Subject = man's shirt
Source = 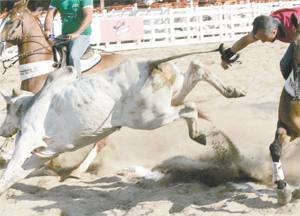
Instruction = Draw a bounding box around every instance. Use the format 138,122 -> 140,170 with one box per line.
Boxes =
49,0 -> 93,35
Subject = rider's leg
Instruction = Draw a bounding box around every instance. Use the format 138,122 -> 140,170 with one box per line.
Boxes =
280,44 -> 293,80
68,35 -> 90,73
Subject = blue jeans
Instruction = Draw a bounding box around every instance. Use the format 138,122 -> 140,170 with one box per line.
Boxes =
280,44 -> 293,80
68,35 -> 90,73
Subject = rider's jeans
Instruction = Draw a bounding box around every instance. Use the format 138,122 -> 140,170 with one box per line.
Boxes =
68,35 -> 90,73
280,43 -> 293,80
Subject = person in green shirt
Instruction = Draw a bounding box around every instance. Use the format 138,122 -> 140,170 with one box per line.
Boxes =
44,0 -> 93,73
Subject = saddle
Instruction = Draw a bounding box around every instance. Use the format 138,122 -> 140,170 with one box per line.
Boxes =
52,38 -> 101,73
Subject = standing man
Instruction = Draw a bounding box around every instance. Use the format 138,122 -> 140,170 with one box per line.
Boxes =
220,8 -> 300,80
44,0 -> 93,73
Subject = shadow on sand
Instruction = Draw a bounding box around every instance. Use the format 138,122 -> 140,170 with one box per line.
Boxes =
9,129 -> 280,215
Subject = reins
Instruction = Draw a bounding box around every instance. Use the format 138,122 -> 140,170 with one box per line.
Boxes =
1,8 -> 56,74
1,39 -> 70,74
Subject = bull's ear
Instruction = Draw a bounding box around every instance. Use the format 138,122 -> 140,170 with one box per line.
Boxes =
0,91 -> 11,104
11,88 -> 20,97
291,13 -> 299,28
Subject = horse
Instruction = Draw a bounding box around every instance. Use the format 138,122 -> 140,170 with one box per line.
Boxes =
0,0 -> 126,179
269,14 -> 300,205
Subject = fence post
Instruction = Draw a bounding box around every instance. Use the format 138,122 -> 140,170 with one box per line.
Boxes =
198,7 -> 203,41
220,5 -> 225,41
169,8 -> 175,44
148,7 -> 155,45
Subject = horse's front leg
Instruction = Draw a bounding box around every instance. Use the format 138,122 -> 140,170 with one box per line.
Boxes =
269,127 -> 292,205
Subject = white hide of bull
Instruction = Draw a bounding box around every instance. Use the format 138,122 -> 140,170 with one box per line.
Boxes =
0,58 -> 245,194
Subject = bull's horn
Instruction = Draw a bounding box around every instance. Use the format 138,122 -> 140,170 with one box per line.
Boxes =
11,88 -> 20,97
0,91 -> 11,104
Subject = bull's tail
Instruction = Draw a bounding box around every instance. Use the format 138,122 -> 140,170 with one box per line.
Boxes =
149,47 -> 220,69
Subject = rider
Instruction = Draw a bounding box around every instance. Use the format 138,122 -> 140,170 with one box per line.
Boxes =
44,0 -> 93,73
220,7 -> 300,80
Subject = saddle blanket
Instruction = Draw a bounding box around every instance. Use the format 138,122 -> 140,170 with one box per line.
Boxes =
19,53 -> 101,80
19,60 -> 55,81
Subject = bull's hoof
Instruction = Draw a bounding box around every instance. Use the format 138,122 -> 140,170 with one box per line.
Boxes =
277,182 -> 292,205
59,174 -> 80,182
226,87 -> 247,98
192,134 -> 206,145
59,168 -> 84,182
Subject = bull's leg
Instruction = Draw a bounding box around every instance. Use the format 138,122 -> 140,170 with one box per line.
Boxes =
128,99 -> 207,145
148,102 -> 209,145
269,127 -> 292,205
172,60 -> 246,105
0,153 -> 52,195
178,102 -> 214,145
60,139 -> 107,181
0,133 -> 55,195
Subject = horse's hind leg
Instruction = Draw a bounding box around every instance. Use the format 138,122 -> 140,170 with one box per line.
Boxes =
269,124 -> 292,205
172,60 -> 246,105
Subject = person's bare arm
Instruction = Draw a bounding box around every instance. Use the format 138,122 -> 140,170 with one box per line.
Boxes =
231,32 -> 257,53
221,32 -> 257,69
67,7 -> 93,39
44,8 -> 56,37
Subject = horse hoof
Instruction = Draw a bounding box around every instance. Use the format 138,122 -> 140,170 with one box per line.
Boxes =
277,183 -> 292,205
193,134 -> 206,145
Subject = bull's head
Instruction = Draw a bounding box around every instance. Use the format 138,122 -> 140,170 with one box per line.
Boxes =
0,89 -> 33,137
